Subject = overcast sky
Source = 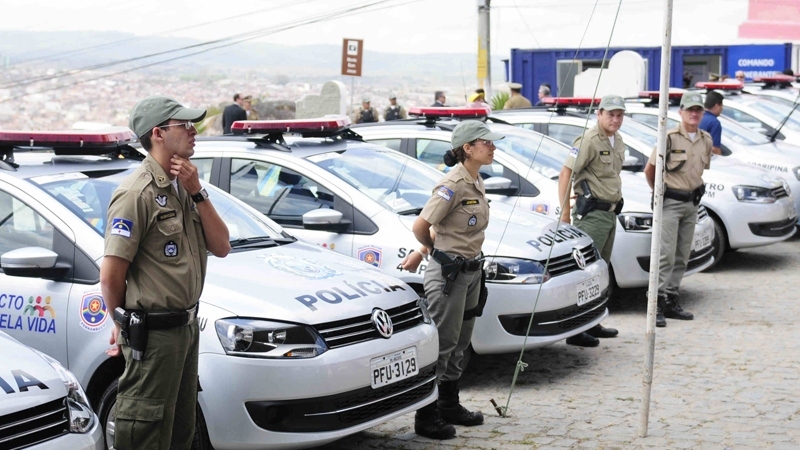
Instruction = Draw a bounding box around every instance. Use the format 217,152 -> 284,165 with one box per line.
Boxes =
0,0 -> 756,57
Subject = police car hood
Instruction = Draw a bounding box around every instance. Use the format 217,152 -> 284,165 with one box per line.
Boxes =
708,155 -> 784,188
0,331 -> 66,415
734,141 -> 800,169
397,201 -> 592,260
201,241 -> 418,322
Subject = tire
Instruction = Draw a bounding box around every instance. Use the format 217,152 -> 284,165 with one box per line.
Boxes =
98,378 -> 212,450
703,215 -> 727,271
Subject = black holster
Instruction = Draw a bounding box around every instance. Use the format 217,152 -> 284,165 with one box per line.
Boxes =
114,307 -> 148,361
432,249 -> 463,296
464,269 -> 488,321
692,185 -> 705,206
575,194 -> 596,219
614,197 -> 624,215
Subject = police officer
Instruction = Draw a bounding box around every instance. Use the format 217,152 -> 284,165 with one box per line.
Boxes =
101,96 -> 231,449
503,82 -> 533,109
402,121 -> 504,440
557,94 -> 624,347
355,97 -> 378,123
384,93 -> 407,121
644,92 -> 713,327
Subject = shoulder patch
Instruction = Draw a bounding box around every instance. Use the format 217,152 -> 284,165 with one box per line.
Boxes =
569,147 -> 579,158
110,218 -> 133,238
436,186 -> 454,201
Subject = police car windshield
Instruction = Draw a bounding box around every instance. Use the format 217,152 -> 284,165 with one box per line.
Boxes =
737,97 -> 800,132
491,127 -> 565,178
28,169 -> 282,241
719,116 -> 770,145
309,148 -> 440,214
619,119 -> 659,147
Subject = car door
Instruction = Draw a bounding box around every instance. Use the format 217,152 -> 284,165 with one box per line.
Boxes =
0,184 -> 73,365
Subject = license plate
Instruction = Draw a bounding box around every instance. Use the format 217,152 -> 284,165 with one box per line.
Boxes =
576,275 -> 601,306
693,225 -> 713,251
370,347 -> 419,389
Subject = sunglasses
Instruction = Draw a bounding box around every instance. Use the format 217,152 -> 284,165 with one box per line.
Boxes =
160,122 -> 195,131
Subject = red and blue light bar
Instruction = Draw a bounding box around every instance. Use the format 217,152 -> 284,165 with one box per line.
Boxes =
407,107 -> 490,118
231,117 -> 351,135
752,75 -> 797,84
694,81 -> 744,90
539,97 -> 602,107
638,91 -> 685,101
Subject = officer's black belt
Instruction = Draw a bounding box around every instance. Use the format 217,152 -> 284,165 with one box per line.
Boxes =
127,303 -> 199,330
664,187 -> 694,202
462,257 -> 484,272
593,199 -> 616,212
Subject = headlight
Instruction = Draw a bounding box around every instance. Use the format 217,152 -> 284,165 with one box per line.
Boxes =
484,257 -> 550,284
215,318 -> 328,358
793,166 -> 800,181
732,185 -> 776,203
33,350 -> 95,433
417,297 -> 432,324
618,212 -> 653,232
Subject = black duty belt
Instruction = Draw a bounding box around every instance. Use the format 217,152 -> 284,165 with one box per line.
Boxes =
664,187 -> 694,202
594,200 -> 616,212
462,258 -> 484,272
128,303 -> 199,330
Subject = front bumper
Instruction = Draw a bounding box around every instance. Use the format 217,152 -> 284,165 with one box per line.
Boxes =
470,258 -> 609,354
29,413 -> 103,450
199,323 -> 438,450
709,197 -> 797,248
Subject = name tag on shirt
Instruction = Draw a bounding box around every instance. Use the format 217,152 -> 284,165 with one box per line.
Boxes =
599,150 -> 610,156
462,199 -> 479,206
157,210 -> 177,221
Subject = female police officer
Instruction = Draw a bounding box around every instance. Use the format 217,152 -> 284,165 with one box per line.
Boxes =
402,120 -> 503,440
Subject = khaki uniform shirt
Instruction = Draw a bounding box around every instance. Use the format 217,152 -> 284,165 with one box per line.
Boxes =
420,164 -> 490,259
647,124 -> 713,191
565,122 -> 624,203
503,94 -> 533,109
104,155 -> 208,311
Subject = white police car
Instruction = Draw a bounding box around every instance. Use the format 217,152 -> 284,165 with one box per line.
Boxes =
492,100 -> 797,269
743,75 -> 800,108
0,129 -> 438,449
192,117 -> 611,354
0,330 -> 102,450
351,107 -> 714,289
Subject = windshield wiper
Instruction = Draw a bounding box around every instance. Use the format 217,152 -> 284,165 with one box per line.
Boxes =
769,90 -> 800,142
229,236 -> 280,249
397,207 -> 424,216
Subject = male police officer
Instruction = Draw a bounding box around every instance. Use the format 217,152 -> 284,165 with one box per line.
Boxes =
356,97 -> 378,123
557,95 -> 624,347
101,96 -> 231,449
644,92 -> 713,327
384,93 -> 407,121
503,82 -> 533,109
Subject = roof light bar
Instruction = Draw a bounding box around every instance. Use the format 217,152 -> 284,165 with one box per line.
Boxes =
0,128 -> 136,148
694,81 -> 744,90
752,75 -> 797,84
407,107 -> 489,118
539,97 -> 602,107
638,91 -> 685,100
230,117 -> 351,135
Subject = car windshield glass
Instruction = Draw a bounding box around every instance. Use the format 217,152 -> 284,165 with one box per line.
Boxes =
620,119 -> 659,147
28,169 -> 282,241
739,98 -> 800,132
490,126 -> 565,178
309,147 -> 440,213
718,116 -> 770,145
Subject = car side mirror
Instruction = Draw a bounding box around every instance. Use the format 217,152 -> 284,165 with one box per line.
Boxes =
1,247 -> 70,280
302,209 -> 351,232
622,155 -> 643,172
484,176 -> 518,196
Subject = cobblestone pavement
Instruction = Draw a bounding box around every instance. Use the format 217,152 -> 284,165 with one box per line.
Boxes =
314,234 -> 800,450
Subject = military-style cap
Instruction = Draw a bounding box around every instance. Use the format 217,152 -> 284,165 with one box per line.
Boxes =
129,96 -> 206,138
680,92 -> 704,109
508,82 -> 523,90
599,95 -> 626,111
388,93 -> 396,99
451,121 -> 505,149
362,96 -> 371,103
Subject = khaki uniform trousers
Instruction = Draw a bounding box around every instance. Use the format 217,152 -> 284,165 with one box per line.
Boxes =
424,259 -> 482,382
572,209 -> 617,263
115,321 -> 199,450
658,198 -> 698,295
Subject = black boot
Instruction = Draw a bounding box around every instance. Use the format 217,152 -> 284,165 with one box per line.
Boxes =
665,293 -> 694,320
414,402 -> 456,439
656,295 -> 667,328
566,332 -> 599,347
437,380 -> 484,426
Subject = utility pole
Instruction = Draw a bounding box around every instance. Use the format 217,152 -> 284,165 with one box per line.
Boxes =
477,0 -> 492,99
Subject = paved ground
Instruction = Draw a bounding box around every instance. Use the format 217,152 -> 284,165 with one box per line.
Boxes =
315,233 -> 800,450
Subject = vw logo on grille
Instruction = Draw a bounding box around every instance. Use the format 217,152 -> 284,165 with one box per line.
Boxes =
372,309 -> 394,339
572,248 -> 586,270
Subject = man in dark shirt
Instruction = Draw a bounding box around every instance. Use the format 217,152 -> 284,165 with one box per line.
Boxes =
222,93 -> 248,134
698,90 -> 723,155
432,91 -> 446,107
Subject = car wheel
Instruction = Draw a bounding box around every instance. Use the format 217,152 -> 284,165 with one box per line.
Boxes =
99,378 -> 211,450
703,215 -> 727,271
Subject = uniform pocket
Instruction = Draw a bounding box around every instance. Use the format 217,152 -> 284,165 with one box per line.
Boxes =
667,150 -> 688,171
114,395 -> 164,450
156,217 -> 183,263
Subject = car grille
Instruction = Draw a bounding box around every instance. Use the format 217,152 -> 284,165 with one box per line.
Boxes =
315,300 -> 425,349
697,205 -> 709,221
748,217 -> 796,237
245,363 -> 436,432
498,289 -> 609,336
543,243 -> 599,277
0,397 -> 69,450
772,186 -> 789,199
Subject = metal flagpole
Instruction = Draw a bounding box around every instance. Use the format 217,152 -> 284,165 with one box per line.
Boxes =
639,0 -> 673,437
350,77 -> 355,121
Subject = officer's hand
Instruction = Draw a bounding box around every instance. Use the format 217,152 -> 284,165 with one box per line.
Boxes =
171,155 -> 202,195
401,251 -> 424,272
106,324 -> 122,357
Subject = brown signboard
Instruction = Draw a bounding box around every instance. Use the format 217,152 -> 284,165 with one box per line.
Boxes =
341,38 -> 363,77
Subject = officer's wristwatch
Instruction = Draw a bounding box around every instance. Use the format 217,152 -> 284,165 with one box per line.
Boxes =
191,188 -> 209,203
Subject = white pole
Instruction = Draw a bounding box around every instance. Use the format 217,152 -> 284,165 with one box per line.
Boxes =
639,0 -> 673,438
477,0 -> 492,99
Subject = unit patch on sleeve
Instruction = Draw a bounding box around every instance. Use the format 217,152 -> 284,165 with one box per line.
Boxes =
569,147 -> 579,158
436,186 -> 454,201
110,218 -> 133,238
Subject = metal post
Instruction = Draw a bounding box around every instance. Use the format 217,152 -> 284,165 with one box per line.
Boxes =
350,76 -> 355,121
477,0 -> 492,99
639,0 -> 673,438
